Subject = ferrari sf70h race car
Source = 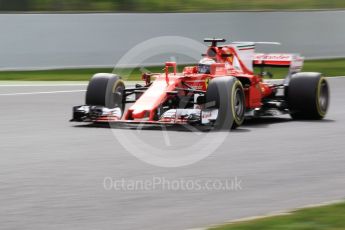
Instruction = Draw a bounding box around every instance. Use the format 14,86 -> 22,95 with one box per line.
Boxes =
71,38 -> 330,130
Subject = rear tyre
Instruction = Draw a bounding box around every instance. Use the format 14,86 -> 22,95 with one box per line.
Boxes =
205,77 -> 245,130
287,72 -> 329,120
85,73 -> 125,112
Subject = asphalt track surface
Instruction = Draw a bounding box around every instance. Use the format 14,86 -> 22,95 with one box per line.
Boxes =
1,78 -> 345,230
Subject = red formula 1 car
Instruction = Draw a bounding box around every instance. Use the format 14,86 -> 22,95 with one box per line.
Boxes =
71,38 -> 330,130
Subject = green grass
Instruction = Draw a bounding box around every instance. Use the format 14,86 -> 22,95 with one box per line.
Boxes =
0,68 -> 112,81
0,66 -> 164,81
0,58 -> 344,81
256,58 -> 345,79
209,201 -> 345,230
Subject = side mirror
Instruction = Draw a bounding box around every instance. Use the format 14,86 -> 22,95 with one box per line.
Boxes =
165,62 -> 177,84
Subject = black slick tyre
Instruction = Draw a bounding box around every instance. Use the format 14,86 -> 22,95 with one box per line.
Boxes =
205,77 -> 245,130
287,72 -> 329,120
85,73 -> 125,112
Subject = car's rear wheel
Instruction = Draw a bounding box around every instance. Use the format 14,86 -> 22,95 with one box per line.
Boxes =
287,72 -> 329,119
205,77 -> 245,130
85,73 -> 125,112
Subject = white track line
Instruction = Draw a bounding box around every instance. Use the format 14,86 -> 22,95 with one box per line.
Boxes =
0,81 -> 143,87
0,90 -> 86,96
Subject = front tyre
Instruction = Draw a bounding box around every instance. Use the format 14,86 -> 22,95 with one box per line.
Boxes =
232,81 -> 246,128
287,72 -> 329,120
205,77 -> 245,130
85,73 -> 125,112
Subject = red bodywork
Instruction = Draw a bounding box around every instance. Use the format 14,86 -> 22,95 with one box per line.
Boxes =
96,42 -> 303,123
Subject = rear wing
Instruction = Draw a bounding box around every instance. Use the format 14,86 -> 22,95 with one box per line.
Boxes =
254,53 -> 304,74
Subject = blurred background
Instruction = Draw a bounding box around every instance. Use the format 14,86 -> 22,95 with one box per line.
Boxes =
0,0 -> 344,76
0,0 -> 345,12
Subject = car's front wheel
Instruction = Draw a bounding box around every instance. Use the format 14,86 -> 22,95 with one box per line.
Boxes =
85,73 -> 125,112
205,77 -> 245,130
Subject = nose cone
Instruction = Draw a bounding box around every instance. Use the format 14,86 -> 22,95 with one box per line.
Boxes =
131,110 -> 149,119
127,75 -> 178,120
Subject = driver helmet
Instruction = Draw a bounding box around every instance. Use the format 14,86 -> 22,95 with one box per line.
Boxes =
198,58 -> 216,74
